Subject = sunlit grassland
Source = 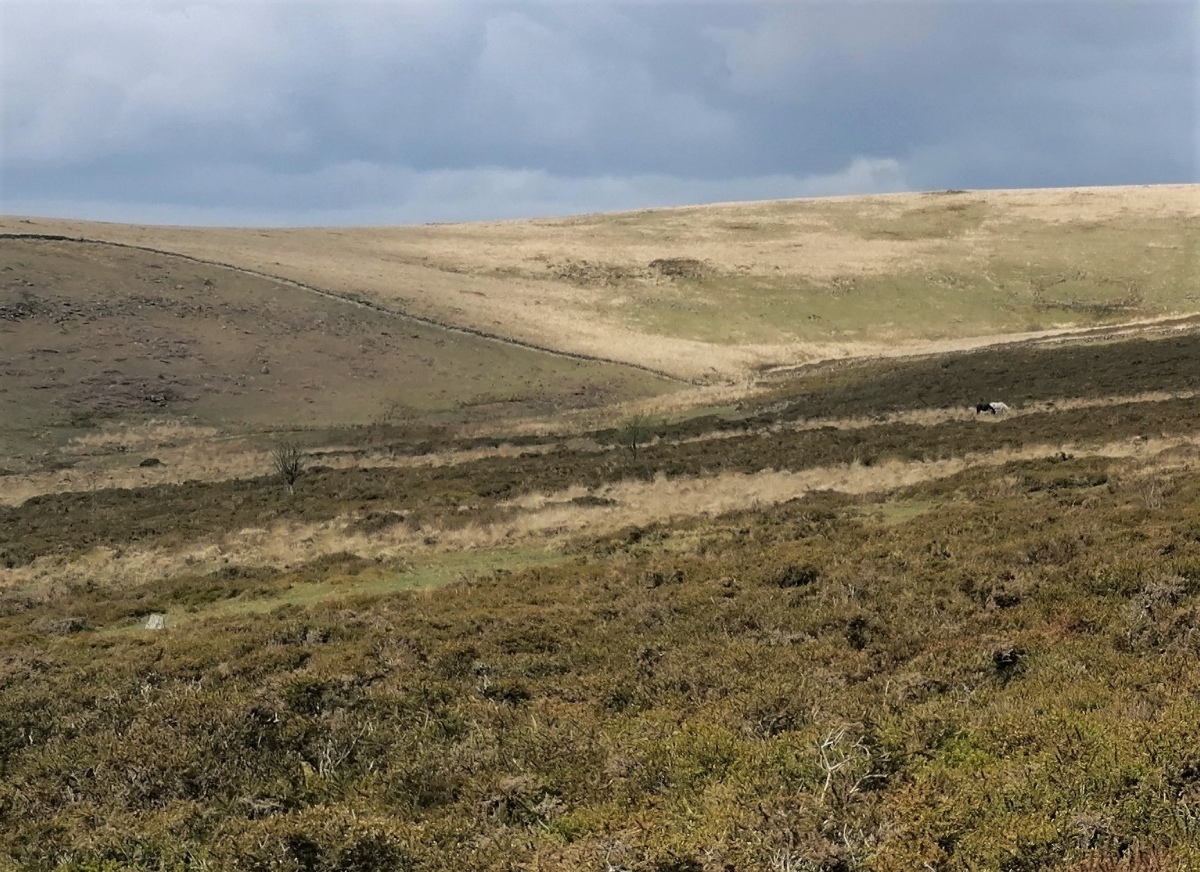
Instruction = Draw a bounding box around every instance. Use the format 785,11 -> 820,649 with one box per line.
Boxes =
623,212 -> 1196,345
3,190 -> 1200,869
6,185 -> 1195,379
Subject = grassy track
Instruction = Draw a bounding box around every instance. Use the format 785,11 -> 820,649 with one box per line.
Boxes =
90,547 -> 570,630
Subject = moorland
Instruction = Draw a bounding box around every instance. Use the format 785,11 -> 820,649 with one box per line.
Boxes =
1,185 -> 1199,871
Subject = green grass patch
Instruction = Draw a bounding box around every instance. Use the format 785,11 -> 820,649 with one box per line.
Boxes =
174,547 -> 568,626
618,211 -> 1196,345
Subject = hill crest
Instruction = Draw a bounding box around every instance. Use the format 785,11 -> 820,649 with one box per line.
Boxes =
3,183 -> 1196,380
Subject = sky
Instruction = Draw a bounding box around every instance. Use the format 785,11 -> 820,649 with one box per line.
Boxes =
1,0 -> 1195,227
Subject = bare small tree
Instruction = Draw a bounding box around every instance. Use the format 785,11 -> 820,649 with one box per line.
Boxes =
272,441 -> 303,495
619,414 -> 655,460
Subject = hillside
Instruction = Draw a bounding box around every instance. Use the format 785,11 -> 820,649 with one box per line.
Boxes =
0,236 -> 673,463
3,186 -> 1200,870
4,184 -> 1197,380
5,330 -> 1200,869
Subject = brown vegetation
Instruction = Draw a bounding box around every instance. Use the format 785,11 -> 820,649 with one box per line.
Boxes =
4,444 -> 1200,869
3,187 -> 1200,869
0,237 -> 672,460
4,184 -> 1196,379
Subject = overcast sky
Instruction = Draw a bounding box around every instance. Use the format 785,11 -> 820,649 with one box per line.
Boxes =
1,0 -> 1195,226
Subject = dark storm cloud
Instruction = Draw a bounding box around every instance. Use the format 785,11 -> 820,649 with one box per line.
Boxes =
0,0 -> 1193,225
702,1 -> 1195,184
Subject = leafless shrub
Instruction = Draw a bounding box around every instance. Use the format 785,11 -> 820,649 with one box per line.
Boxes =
619,413 -> 656,460
1139,478 -> 1165,510
272,441 -> 304,495
815,725 -> 887,807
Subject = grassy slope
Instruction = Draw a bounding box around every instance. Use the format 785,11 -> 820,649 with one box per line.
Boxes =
4,184 -> 1197,379
3,453 -> 1200,870
0,238 -> 673,460
4,325 -> 1200,569
3,187 -> 1200,869
2,330 -> 1200,868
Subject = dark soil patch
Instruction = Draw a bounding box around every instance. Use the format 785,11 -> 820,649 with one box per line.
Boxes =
754,331 -> 1200,421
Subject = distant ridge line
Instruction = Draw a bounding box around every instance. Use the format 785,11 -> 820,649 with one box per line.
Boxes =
0,232 -> 694,385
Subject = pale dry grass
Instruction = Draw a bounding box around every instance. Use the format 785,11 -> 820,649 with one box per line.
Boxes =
985,184 -> 1200,223
7,431 -> 1197,598
2,426 -> 273,506
0,444 -> 534,510
756,313 -> 1200,374
65,419 -> 222,453
5,184 -> 1195,380
451,380 -> 767,442
0,439 -> 562,506
5,388 -> 1193,506
500,432 -> 1194,535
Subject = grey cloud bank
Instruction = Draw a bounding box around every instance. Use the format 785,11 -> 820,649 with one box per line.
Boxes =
1,0 -> 1194,226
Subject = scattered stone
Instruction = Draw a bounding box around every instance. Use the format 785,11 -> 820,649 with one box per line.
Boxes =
260,364 -> 270,374
144,613 -> 168,631
138,457 -> 164,468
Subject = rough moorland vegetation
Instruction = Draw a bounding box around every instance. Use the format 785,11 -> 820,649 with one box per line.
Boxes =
5,184 -> 1196,379
3,449 -> 1200,870
3,192 -> 1200,870
2,327 -> 1200,869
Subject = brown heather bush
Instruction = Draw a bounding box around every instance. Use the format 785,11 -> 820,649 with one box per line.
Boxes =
6,332 -> 1200,869
4,451 -> 1200,869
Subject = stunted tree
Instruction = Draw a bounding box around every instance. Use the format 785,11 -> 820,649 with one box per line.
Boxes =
272,441 -> 304,495
619,413 -> 656,461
